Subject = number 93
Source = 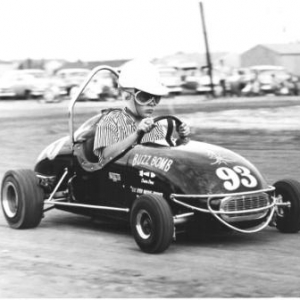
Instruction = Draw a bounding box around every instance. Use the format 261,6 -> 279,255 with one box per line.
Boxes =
216,166 -> 258,191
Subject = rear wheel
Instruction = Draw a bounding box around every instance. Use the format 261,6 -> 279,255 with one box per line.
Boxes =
274,179 -> 300,233
1,169 -> 44,229
130,195 -> 174,254
24,90 -> 31,100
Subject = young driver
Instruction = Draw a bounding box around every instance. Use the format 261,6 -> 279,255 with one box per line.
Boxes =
93,59 -> 190,168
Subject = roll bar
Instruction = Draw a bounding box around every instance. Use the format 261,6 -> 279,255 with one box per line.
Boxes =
68,65 -> 119,145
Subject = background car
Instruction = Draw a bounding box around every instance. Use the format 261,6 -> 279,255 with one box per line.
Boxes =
182,66 -> 223,96
157,66 -> 183,96
56,68 -> 90,97
226,68 -> 255,96
249,65 -> 297,96
0,69 -> 67,101
68,70 -> 119,101
82,70 -> 119,101
0,69 -> 45,99
22,69 -> 68,102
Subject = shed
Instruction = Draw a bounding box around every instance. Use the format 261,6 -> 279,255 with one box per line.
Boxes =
241,43 -> 300,75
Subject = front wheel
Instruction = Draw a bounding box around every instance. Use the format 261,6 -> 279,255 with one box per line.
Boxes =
1,169 -> 44,229
130,195 -> 174,254
43,87 -> 59,103
274,179 -> 300,233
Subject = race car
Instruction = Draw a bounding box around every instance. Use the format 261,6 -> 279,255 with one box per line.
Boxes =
1,66 -> 300,254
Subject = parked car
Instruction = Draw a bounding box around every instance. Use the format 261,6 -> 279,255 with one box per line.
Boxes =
248,65 -> 297,96
56,68 -> 90,96
182,66 -> 223,96
157,67 -> 183,96
2,65 -> 300,254
81,70 -> 119,101
56,68 -> 118,101
0,69 -> 67,101
0,69 -> 44,99
22,69 -> 67,102
226,68 -> 255,96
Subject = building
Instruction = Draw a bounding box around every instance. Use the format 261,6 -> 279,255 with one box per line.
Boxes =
241,43 -> 300,75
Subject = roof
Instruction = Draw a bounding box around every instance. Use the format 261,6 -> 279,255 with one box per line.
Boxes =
88,60 -> 129,69
152,52 -> 229,69
56,68 -> 90,74
261,43 -> 300,55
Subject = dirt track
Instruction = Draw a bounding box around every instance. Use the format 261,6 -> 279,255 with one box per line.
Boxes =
1,95 -> 300,298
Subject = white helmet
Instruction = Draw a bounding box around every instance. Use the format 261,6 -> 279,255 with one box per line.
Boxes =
119,58 -> 168,96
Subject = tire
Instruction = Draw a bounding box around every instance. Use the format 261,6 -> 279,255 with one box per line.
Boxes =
130,195 -> 174,254
43,87 -> 58,103
274,179 -> 300,233
24,90 -> 31,100
1,169 -> 44,229
70,86 -> 79,99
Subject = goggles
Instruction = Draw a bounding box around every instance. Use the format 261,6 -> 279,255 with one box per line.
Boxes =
126,89 -> 161,106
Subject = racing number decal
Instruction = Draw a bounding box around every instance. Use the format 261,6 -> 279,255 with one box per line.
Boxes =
216,166 -> 258,191
234,166 -> 257,188
216,167 -> 239,191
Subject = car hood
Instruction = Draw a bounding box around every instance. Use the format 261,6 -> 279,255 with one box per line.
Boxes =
126,140 -> 269,195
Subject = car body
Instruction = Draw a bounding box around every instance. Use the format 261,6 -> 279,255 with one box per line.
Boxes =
56,68 -> 118,101
0,69 -> 67,101
226,68 -> 255,96
157,67 -> 183,96
2,66 -> 300,254
249,65 -> 296,95
182,66 -> 224,96
80,70 -> 119,101
0,69 -> 45,99
56,68 -> 90,96
22,69 -> 68,102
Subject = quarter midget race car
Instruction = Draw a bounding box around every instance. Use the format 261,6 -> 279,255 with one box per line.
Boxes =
2,66 -> 300,254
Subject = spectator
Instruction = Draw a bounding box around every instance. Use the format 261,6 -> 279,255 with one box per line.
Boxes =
217,59 -> 230,97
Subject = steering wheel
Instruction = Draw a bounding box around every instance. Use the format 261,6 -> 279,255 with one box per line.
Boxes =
137,115 -> 190,146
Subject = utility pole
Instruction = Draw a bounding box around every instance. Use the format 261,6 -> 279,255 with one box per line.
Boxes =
199,2 -> 214,97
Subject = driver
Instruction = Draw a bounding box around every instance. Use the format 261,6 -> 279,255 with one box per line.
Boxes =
93,58 -> 190,168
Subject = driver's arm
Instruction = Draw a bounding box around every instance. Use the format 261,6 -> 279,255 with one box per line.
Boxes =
94,118 -> 155,168
100,131 -> 139,164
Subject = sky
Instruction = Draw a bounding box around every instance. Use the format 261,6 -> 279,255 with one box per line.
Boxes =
0,0 -> 300,61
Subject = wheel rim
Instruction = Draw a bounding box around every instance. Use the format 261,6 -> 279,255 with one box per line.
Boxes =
275,194 -> 286,217
2,182 -> 19,218
136,209 -> 153,240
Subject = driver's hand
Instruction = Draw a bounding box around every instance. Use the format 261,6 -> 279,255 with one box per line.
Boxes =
137,118 -> 156,134
177,122 -> 190,138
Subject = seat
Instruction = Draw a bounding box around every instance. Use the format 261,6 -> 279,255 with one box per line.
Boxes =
75,108 -> 123,171
82,131 -> 98,163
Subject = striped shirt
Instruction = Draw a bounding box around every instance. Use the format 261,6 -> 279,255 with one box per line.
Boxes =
93,108 -> 166,166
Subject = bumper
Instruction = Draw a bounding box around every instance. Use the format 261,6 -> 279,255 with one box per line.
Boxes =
166,86 -> 183,94
170,186 -> 290,233
0,92 -> 16,97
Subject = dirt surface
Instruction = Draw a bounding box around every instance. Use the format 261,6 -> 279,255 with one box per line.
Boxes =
1,95 -> 300,298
